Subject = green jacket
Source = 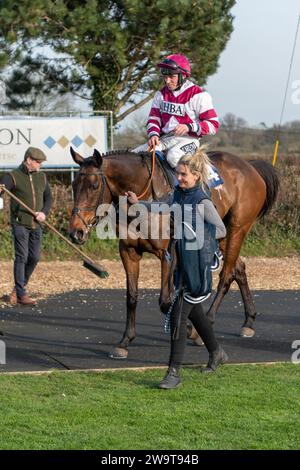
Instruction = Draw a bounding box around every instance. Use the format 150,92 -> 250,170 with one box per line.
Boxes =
9,163 -> 48,229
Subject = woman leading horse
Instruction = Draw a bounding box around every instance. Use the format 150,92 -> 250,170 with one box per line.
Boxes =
69,147 -> 279,359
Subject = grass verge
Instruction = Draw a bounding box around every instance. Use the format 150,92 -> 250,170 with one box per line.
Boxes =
0,363 -> 299,450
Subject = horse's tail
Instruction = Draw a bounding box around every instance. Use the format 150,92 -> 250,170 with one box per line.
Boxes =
250,160 -> 280,218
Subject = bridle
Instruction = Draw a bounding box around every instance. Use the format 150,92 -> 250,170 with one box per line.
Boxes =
71,170 -> 112,234
71,148 -> 156,234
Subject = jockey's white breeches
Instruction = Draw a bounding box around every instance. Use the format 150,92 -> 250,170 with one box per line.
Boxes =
133,135 -> 200,169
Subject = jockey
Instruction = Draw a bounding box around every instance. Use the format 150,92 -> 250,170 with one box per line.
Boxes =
134,53 -> 219,169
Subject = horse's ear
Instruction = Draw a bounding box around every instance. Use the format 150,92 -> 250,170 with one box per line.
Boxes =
70,147 -> 84,165
93,149 -> 103,167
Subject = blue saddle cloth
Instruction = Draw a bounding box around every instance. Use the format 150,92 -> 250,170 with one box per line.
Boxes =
208,166 -> 224,189
155,150 -> 165,163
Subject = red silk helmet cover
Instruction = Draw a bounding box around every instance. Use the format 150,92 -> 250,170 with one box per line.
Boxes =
157,54 -> 191,76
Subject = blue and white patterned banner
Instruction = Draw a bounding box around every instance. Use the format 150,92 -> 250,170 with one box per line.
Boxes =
0,116 -> 107,168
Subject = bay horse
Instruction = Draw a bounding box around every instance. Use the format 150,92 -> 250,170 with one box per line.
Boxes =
69,147 -> 279,359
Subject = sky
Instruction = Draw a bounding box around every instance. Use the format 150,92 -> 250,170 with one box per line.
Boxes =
207,0 -> 300,127
121,0 -> 300,130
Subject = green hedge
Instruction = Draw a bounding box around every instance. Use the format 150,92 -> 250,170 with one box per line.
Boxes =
0,218 -> 299,260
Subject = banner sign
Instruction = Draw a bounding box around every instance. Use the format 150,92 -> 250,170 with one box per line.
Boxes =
0,116 -> 107,168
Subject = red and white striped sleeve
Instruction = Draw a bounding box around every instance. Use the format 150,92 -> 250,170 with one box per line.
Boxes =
146,91 -> 163,137
190,90 -> 219,137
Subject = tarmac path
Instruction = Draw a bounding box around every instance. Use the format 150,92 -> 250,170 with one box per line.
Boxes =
0,288 -> 299,373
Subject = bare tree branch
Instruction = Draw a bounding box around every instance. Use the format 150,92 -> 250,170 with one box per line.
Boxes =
116,91 -> 155,124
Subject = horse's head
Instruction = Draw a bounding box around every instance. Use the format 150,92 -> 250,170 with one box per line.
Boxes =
69,146 -> 106,245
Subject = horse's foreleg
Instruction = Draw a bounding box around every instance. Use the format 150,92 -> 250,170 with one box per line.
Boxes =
109,242 -> 142,359
233,257 -> 256,337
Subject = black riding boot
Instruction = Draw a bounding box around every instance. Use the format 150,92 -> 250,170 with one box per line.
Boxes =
159,366 -> 181,389
202,347 -> 228,373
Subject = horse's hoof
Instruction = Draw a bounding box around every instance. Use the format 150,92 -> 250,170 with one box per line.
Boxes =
193,336 -> 205,347
187,326 -> 204,346
109,347 -> 128,359
240,327 -> 255,338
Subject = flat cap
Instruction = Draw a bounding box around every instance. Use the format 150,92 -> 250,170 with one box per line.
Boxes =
24,147 -> 47,162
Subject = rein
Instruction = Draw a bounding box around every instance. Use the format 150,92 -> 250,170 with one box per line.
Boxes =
72,147 -> 156,232
136,146 -> 156,200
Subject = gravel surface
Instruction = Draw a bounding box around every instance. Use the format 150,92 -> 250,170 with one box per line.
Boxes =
0,257 -> 299,304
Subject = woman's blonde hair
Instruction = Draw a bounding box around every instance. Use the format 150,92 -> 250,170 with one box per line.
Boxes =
177,145 -> 211,189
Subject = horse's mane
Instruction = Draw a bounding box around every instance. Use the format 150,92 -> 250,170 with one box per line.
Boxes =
80,150 -> 151,166
102,150 -> 132,157
102,150 -> 150,162
103,149 -> 147,156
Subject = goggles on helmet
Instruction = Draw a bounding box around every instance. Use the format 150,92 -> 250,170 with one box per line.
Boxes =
158,57 -> 190,75
160,67 -> 178,76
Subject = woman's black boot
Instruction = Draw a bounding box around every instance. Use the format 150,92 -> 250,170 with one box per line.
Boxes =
202,347 -> 228,373
159,366 -> 181,389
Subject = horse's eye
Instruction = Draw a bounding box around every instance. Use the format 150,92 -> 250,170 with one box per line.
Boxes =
93,181 -> 99,190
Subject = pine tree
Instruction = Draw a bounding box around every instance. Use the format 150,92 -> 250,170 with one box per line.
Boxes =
0,0 -> 235,123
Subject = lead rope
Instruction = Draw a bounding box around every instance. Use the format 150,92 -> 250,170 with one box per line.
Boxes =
136,146 -> 156,200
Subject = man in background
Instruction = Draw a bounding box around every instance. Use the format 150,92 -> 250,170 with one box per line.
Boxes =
0,147 -> 52,306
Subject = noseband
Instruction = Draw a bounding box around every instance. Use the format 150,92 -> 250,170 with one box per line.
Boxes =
72,170 -> 109,234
